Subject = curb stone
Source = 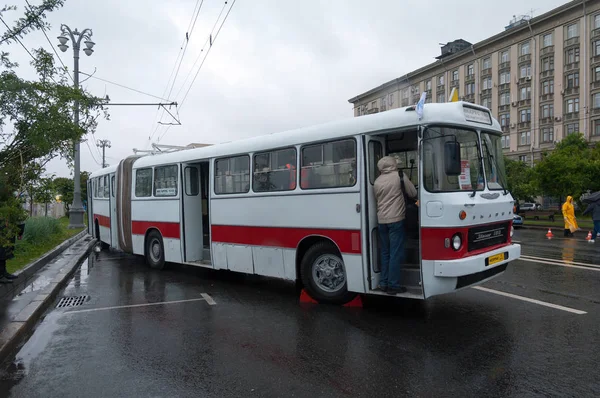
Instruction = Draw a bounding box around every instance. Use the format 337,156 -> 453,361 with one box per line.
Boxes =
1,229 -> 88,301
0,234 -> 96,364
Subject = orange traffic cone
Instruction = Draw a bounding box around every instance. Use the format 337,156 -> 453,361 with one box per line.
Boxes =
546,228 -> 553,239
586,231 -> 592,241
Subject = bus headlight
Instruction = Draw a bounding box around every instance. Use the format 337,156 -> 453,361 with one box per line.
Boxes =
452,234 -> 462,251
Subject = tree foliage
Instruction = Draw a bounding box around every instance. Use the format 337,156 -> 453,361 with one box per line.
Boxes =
53,171 -> 89,211
0,1 -> 109,247
504,157 -> 539,201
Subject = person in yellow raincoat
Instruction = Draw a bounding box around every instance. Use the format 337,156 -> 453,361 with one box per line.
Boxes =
562,196 -> 579,237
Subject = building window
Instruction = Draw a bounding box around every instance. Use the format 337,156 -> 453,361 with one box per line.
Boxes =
355,107 -> 361,116
541,104 -> 553,118
541,80 -> 554,95
465,82 -> 475,95
438,75 -> 445,86
253,148 -> 297,192
481,97 -> 491,109
499,71 -> 510,85
300,139 -> 357,189
467,64 -> 474,77
520,41 -> 530,55
566,123 -> 579,135
520,65 -> 531,78
500,50 -> 509,63
426,80 -> 432,91
595,66 -> 600,82
565,47 -> 580,64
543,33 -> 553,47
135,168 -> 153,198
518,155 -> 528,163
482,77 -> 492,90
500,92 -> 511,106
500,113 -> 510,127
154,165 -> 178,197
594,41 -> 600,57
519,109 -> 531,123
215,155 -> 251,194
541,128 -> 554,143
541,56 -> 554,72
402,89 -> 409,99
565,98 -> 580,113
483,57 -> 491,69
595,14 -> 600,30
413,85 -> 420,95
452,70 -> 459,81
437,92 -> 445,103
566,72 -> 580,88
594,93 -> 600,109
593,120 -> 600,136
519,131 -> 531,146
566,23 -> 579,39
519,86 -> 531,100
371,101 -> 377,109
501,135 -> 510,149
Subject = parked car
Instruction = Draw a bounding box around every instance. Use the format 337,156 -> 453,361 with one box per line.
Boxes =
513,214 -> 523,228
520,203 -> 536,211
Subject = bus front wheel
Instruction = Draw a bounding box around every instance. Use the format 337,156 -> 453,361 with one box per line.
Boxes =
300,242 -> 356,305
145,230 -> 166,270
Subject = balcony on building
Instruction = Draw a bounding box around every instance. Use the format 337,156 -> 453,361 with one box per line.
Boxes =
481,68 -> 492,77
565,62 -> 579,72
465,74 -> 475,84
518,54 -> 531,64
564,111 -> 579,121
450,79 -> 459,88
592,53 -> 600,66
564,36 -> 580,48
462,94 -> 475,103
563,86 -> 580,96
540,45 -> 554,56
366,108 -> 379,115
499,62 -> 511,71
540,68 -> 554,79
591,106 -> 600,116
518,121 -> 531,129
541,93 -> 554,102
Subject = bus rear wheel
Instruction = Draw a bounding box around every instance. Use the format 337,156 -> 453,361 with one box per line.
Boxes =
145,230 -> 166,270
300,242 -> 356,305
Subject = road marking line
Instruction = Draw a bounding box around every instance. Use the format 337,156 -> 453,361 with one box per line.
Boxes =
521,254 -> 600,269
65,297 -> 214,314
472,286 -> 587,315
200,293 -> 217,305
518,257 -> 600,272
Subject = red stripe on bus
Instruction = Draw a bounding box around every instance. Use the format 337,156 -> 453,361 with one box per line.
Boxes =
94,214 -> 110,228
132,221 -> 181,240
421,223 -> 512,260
211,225 -> 362,254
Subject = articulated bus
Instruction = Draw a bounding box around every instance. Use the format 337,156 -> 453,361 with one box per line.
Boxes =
88,101 -> 521,304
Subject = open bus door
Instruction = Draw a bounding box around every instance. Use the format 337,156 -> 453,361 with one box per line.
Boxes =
363,135 -> 386,291
87,179 -> 94,236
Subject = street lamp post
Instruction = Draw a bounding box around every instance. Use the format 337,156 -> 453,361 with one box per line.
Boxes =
57,25 -> 95,229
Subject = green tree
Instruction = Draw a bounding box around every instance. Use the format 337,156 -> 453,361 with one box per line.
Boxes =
0,1 -> 108,247
53,171 -> 89,213
504,157 -> 538,201
534,133 -> 594,202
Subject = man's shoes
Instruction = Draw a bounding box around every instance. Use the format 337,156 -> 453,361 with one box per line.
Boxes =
3,273 -> 18,280
386,286 -> 407,295
377,284 -> 388,292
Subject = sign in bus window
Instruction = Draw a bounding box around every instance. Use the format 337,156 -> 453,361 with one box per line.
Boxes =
154,165 -> 179,197
422,127 -> 483,193
215,155 -> 250,194
300,139 -> 357,189
253,148 -> 297,192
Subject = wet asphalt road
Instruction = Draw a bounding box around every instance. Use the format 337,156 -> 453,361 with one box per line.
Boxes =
1,229 -> 600,397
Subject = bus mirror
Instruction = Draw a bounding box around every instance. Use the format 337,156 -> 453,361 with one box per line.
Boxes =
444,141 -> 461,176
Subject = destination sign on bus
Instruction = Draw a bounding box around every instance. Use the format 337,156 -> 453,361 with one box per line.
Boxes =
463,106 -> 492,125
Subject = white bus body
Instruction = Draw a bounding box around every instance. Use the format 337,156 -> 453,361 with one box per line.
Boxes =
89,102 -> 521,304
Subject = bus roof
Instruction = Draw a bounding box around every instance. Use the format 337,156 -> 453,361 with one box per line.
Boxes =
89,164 -> 118,178
91,101 -> 501,176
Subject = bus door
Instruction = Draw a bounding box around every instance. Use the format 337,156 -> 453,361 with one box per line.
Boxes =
181,163 -> 205,263
87,179 -> 94,236
363,135 -> 386,291
110,174 -> 118,248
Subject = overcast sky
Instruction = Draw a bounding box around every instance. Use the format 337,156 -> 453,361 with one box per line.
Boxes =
5,0 -> 567,177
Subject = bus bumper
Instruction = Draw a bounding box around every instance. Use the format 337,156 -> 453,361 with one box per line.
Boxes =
433,243 -> 521,278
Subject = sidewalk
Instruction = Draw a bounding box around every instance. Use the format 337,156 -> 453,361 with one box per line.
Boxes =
0,233 -> 96,363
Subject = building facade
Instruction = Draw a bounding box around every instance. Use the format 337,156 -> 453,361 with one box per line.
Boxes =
348,0 -> 600,164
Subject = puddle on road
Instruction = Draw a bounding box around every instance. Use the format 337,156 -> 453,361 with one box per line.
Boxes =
67,256 -> 95,289
16,274 -> 54,297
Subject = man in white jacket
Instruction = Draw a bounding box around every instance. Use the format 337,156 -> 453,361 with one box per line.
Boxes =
374,156 -> 417,294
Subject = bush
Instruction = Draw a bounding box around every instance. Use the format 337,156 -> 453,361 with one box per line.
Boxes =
22,217 -> 62,243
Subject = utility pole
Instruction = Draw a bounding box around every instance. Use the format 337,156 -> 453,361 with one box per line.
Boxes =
97,139 -> 111,168
57,25 -> 96,229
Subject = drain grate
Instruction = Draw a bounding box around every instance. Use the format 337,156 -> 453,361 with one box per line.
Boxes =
57,295 -> 88,308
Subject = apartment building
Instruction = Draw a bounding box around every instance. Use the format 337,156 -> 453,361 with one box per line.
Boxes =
348,0 -> 600,163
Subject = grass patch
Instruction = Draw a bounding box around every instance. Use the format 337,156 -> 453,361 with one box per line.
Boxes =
6,216 -> 85,274
522,218 -> 595,230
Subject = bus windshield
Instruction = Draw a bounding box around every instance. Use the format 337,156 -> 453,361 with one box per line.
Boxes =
422,126 -> 483,193
480,131 -> 508,191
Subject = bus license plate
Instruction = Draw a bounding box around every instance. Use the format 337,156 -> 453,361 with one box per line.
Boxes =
486,253 -> 506,266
